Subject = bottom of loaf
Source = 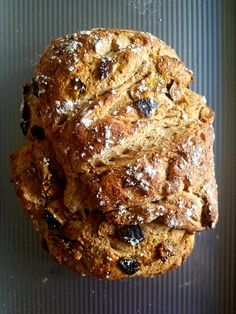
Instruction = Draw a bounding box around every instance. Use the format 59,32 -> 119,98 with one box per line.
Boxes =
11,142 -> 194,279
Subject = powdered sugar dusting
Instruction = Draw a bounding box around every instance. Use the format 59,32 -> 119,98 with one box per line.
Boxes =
134,172 -> 143,180
125,163 -> 151,191
65,40 -> 79,53
130,44 -> 141,53
81,117 -> 92,128
138,80 -> 147,93
104,125 -> 112,139
80,109 -> 93,127
96,186 -> 106,207
80,30 -> 91,35
184,207 -> 194,220
156,205 -> 165,216
35,74 -> 49,95
94,39 -> 103,54
43,157 -> 50,166
144,164 -> 157,177
167,217 -> 179,228
68,66 -> 75,72
55,99 -> 74,115
99,125 -> 114,154
126,106 -> 133,113
139,180 -> 150,191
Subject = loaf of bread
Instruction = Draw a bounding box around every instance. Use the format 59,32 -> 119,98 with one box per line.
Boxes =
11,28 -> 218,279
11,140 -> 194,279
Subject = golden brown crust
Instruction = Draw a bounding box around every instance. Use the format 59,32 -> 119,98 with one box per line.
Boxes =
10,142 -> 194,279
32,29 -> 193,173
20,29 -> 218,230
18,29 -> 217,230
63,122 -> 217,231
11,28 -> 218,278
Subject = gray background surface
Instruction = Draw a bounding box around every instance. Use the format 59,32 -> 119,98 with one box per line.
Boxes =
0,0 -> 235,313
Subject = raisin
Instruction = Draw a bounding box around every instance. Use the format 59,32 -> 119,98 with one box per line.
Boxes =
30,125 -> 45,140
99,57 -> 113,79
118,258 -> 139,275
71,77 -> 86,93
31,78 -> 39,97
118,225 -> 144,246
22,83 -> 31,95
44,210 -> 62,230
133,98 -> 158,117
166,80 -> 174,92
20,101 -> 30,135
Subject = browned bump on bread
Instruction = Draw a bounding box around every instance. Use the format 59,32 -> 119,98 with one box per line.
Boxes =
63,123 -> 217,230
31,29 -> 193,174
11,141 -> 194,279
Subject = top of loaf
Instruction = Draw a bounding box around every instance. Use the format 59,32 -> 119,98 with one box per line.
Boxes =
20,29 -> 217,228
32,28 -> 198,174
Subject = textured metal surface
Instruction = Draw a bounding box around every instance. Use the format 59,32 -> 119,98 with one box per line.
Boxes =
0,0 -> 235,313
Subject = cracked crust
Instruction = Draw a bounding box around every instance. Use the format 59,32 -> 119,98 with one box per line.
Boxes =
18,29 -> 217,230
10,142 -> 194,279
32,29 -> 193,174
11,29 -> 218,278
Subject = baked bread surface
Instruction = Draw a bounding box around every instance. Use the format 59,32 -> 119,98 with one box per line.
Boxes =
11,140 -> 194,279
11,28 -> 218,279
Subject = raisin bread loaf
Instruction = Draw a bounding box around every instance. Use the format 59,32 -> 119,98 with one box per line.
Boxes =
11,28 -> 218,279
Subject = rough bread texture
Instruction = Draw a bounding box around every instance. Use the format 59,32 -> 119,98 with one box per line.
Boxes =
11,142 -> 194,279
11,28 -> 218,279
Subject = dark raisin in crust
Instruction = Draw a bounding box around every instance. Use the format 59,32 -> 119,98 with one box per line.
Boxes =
133,98 -> 158,117
30,125 -> 45,140
118,225 -> 144,246
31,78 -> 39,97
99,57 -> 113,79
44,210 -> 62,230
165,80 -> 174,100
118,258 -> 139,275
